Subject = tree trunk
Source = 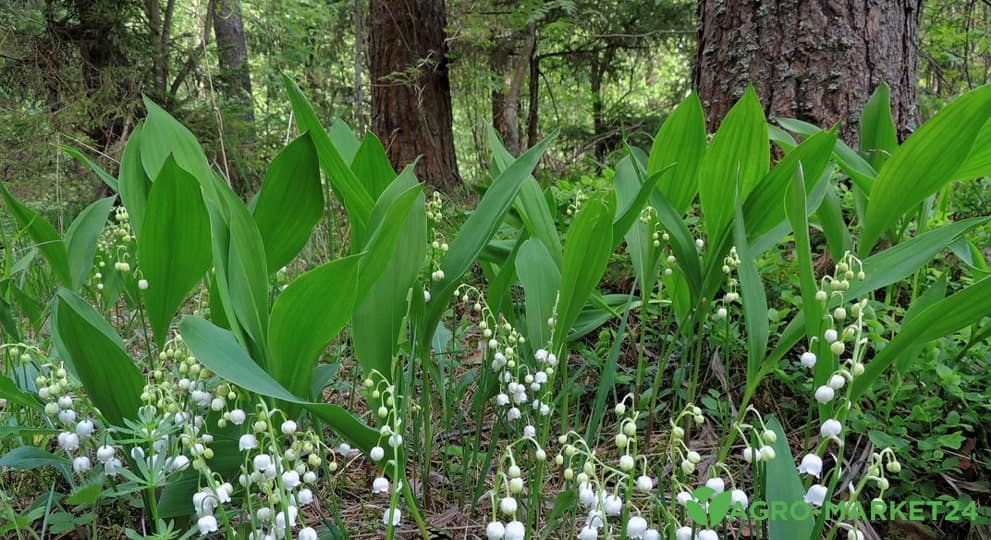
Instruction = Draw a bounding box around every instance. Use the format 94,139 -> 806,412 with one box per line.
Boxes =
370,0 -> 460,190
491,24 -> 535,156
694,0 -> 922,143
526,40 -> 540,148
212,0 -> 255,124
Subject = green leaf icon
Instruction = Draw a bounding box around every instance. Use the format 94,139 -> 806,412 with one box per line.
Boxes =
708,491 -> 733,524
685,499 -> 709,526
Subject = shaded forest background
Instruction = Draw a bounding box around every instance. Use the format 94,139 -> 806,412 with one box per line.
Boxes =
0,0 -> 988,223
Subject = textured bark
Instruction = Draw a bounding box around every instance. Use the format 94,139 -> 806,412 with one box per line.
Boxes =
694,0 -> 922,143
370,0 -> 460,190
491,24 -> 535,156
212,0 -> 254,123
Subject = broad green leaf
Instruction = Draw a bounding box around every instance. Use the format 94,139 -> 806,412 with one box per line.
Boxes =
0,447 -> 69,470
269,255 -> 361,405
734,195 -> 769,381
284,76 -> 374,240
329,119 -> 362,164
351,132 -> 397,199
848,217 -> 989,299
764,417 -> 815,539
52,289 -> 144,426
252,132 -> 324,272
777,117 -> 877,192
851,275 -> 991,400
516,239 -> 561,348
698,86 -> 769,238
568,294 -> 643,341
613,152 -> 673,249
210,177 -> 270,356
488,126 -> 562,267
861,85 -> 991,254
896,274 -> 947,373
615,153 -> 660,294
139,156 -> 212,347
553,192 -> 615,349
118,122 -> 152,240
358,176 -> 423,293
65,196 -> 115,289
815,182 -> 852,260
952,117 -> 991,181
0,374 -> 42,411
424,131 -> 558,342
784,165 -> 823,355
647,92 -> 706,214
859,82 -> 898,171
139,98 -> 216,196
1,184 -> 72,286
352,170 -> 426,384
59,145 -> 118,191
178,316 -> 379,453
743,129 -> 837,239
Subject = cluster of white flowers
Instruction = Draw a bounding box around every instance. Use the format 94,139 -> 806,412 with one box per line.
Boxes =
362,370 -> 408,528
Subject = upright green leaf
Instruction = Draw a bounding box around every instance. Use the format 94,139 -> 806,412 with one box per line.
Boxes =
357,177 -> 423,292
252,132 -> 324,272
647,92 -> 706,214
424,131 -> 558,342
698,86 -> 769,238
216,180 -> 271,356
269,255 -> 361,404
284,76 -> 374,239
815,182 -> 852,261
0,184 -> 72,286
139,98 -> 216,194
861,85 -> 991,254
743,129 -> 837,239
733,195 -> 769,380
764,417 -> 815,539
139,157 -> 212,347
859,83 -> 898,171
59,145 -> 118,191
850,275 -> 991,401
777,117 -> 877,193
65,196 -> 115,289
118,122 -> 152,240
488,126 -> 562,266
953,118 -> 991,181
896,275 -> 947,373
351,133 -> 397,199
848,217 -> 989,299
353,170 -> 426,383
553,193 -> 615,349
329,119 -> 362,165
516,239 -> 561,348
52,289 -> 144,427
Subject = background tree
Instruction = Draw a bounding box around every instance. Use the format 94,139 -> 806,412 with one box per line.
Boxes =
694,0 -> 923,142
369,0 -> 460,190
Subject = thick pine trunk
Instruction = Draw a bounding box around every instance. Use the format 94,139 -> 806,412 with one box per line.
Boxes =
694,0 -> 922,142
212,0 -> 255,124
370,0 -> 460,190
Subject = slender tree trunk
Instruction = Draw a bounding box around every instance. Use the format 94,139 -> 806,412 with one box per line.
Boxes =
694,0 -> 922,142
526,39 -> 540,148
369,0 -> 460,190
212,0 -> 255,124
491,24 -> 534,156
354,0 -> 368,135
